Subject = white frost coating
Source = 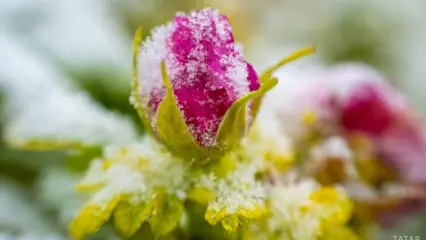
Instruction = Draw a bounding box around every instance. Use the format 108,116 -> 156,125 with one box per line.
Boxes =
136,9 -> 250,111
0,36 -> 138,147
220,54 -> 249,96
203,164 -> 265,214
137,23 -> 173,107
79,137 -> 189,207
90,164 -> 147,207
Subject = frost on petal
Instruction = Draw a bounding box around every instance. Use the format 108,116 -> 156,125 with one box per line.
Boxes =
136,24 -> 172,117
136,8 -> 259,147
0,36 -> 138,150
202,164 -> 267,232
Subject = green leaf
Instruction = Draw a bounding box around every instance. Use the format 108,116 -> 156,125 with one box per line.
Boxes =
149,194 -> 184,237
131,27 -> 155,136
113,200 -> 155,237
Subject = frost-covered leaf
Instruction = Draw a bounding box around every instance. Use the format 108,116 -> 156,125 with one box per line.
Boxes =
69,192 -> 121,240
201,164 -> 268,232
71,137 -> 189,239
0,36 -> 138,150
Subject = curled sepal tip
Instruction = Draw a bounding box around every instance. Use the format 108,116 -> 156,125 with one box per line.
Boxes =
250,46 -> 316,120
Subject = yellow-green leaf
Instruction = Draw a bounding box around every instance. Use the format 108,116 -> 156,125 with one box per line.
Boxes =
113,199 -> 155,237
149,195 -> 184,236
221,215 -> 239,232
69,196 -> 121,240
187,187 -> 215,205
7,139 -> 90,151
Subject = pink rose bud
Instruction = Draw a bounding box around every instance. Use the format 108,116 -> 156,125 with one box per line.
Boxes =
135,8 -> 259,148
132,8 -> 314,157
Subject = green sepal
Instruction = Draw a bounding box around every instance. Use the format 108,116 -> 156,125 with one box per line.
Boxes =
155,62 -> 219,161
131,27 -> 155,136
215,77 -> 278,151
251,46 -> 316,120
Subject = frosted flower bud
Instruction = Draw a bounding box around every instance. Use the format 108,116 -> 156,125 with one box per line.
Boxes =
132,8 -> 314,158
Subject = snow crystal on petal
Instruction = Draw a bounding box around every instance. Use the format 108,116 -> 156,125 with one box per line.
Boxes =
137,23 -> 173,114
136,8 -> 257,147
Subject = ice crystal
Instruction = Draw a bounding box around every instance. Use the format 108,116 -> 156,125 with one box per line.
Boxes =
203,164 -> 267,232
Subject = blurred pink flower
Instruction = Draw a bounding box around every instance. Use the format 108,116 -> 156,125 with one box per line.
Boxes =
280,63 -> 426,184
137,8 -> 259,147
278,63 -> 426,224
334,68 -> 426,184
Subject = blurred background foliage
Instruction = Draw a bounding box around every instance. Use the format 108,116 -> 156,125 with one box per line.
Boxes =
0,0 -> 425,239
